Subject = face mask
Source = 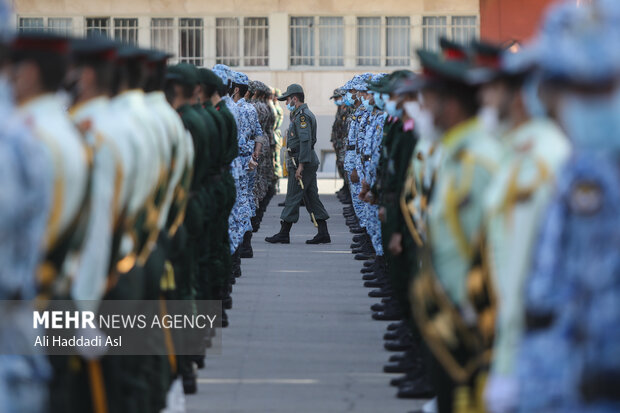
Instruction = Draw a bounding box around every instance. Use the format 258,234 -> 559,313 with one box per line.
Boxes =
416,108 -> 441,143
559,90 -> 620,150
334,99 -> 343,106
403,101 -> 421,121
381,93 -> 390,103
385,100 -> 402,119
373,92 -> 385,110
286,100 -> 296,112
479,106 -> 510,138
362,97 -> 373,111
344,91 -> 356,107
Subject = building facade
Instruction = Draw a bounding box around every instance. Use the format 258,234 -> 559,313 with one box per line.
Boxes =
11,0 -> 479,172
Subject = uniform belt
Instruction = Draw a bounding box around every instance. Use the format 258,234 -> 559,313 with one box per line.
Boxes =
361,155 -> 371,162
287,148 -> 299,156
346,144 -> 355,151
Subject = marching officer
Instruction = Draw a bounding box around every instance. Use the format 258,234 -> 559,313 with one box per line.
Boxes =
265,83 -> 331,244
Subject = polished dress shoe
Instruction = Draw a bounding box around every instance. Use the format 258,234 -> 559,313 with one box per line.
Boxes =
361,272 -> 376,280
387,321 -> 403,331
368,287 -> 393,298
372,309 -> 402,321
364,279 -> 385,288
396,377 -> 435,399
384,338 -> 412,352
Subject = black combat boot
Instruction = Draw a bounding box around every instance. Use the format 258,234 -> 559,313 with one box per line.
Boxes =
240,231 -> 254,258
306,220 -> 331,244
265,221 -> 292,244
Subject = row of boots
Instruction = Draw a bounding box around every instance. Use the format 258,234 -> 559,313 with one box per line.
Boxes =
339,185 -> 437,411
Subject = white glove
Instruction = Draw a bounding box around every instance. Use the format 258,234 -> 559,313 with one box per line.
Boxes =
484,374 -> 519,413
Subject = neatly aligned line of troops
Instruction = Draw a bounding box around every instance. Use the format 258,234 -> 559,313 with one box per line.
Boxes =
0,27 -> 285,413
330,1 -> 620,413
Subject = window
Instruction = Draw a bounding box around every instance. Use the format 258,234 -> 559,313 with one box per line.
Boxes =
386,17 -> 410,66
357,17 -> 380,66
151,18 -> 175,55
86,18 -> 110,38
114,18 -> 138,45
243,17 -> 268,67
179,18 -> 203,66
318,17 -> 343,66
290,16 -> 314,66
216,18 -> 240,66
422,16 -> 447,52
451,16 -> 477,45
48,18 -> 73,35
19,17 -> 44,32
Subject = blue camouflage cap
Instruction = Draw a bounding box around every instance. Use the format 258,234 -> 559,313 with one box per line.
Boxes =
212,63 -> 232,84
232,71 -> 249,86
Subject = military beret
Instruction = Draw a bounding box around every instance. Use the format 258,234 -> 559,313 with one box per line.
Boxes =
394,73 -> 425,96
439,37 -> 470,62
147,49 -> 174,63
11,32 -> 70,57
70,36 -> 117,61
232,71 -> 249,86
198,68 -> 223,88
278,83 -> 304,100
166,63 -> 198,86
371,70 -> 412,94
417,49 -> 475,86
212,63 -> 232,84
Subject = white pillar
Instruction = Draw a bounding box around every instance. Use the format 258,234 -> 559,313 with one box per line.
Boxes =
411,15 -> 422,70
269,12 -> 288,71
138,17 -> 150,49
204,16 -> 216,68
344,15 -> 356,69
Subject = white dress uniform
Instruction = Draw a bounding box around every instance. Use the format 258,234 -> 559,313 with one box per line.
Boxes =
110,90 -> 162,267
69,96 -> 123,307
146,91 -> 186,232
483,118 -> 570,408
18,93 -> 88,293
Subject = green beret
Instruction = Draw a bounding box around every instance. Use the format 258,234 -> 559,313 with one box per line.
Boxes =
167,63 -> 198,86
198,68 -> 223,88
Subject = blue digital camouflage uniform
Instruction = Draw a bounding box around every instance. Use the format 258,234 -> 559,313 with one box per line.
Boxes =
345,106 -> 370,227
236,96 -> 264,215
515,2 -> 620,411
0,77 -> 52,413
213,65 -> 247,253
361,109 -> 388,256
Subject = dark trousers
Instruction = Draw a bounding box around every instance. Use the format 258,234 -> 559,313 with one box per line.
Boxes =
280,160 -> 329,224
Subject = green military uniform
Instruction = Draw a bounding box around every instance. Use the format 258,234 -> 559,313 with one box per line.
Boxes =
191,100 -> 219,303
378,118 -> 418,318
166,63 -> 211,393
279,100 -> 330,224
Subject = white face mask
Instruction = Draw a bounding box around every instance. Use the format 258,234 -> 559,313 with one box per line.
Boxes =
479,106 -> 510,138
416,108 -> 440,143
403,101 -> 421,121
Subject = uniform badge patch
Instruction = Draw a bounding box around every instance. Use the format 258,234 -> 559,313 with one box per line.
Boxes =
570,181 -> 603,215
300,122 -> 307,128
352,116 -> 357,120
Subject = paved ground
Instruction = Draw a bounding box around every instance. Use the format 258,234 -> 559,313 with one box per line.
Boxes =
186,194 -> 425,413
